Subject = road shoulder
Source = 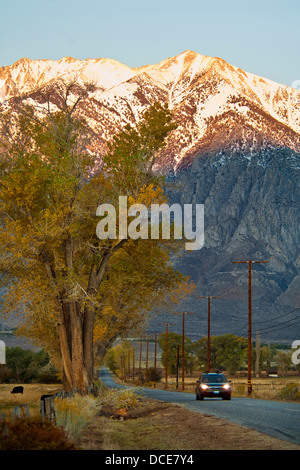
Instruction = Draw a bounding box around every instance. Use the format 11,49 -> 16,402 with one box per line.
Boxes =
78,399 -> 300,450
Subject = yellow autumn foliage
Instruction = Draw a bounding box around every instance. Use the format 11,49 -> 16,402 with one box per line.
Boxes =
54,394 -> 98,439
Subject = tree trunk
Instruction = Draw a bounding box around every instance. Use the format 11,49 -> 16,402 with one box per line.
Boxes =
58,299 -> 90,392
47,242 -> 128,392
57,316 -> 73,391
69,300 -> 86,391
83,306 -> 95,386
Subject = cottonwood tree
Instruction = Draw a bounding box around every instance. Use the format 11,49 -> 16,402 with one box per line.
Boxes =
275,350 -> 292,377
0,79 -> 191,391
158,332 -> 195,375
193,335 -> 247,374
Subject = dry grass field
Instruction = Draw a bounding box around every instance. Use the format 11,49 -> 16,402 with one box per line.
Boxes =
0,383 -> 63,419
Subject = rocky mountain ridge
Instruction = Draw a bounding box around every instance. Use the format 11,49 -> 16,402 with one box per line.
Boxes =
0,51 -> 299,344
1,50 -> 300,171
157,146 -> 300,343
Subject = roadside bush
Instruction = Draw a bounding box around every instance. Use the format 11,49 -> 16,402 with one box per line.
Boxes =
147,367 -> 162,383
115,389 -> 140,409
89,379 -> 108,397
0,418 -> 76,450
279,383 -> 300,401
54,393 -> 98,440
98,387 -> 142,412
233,383 -> 246,396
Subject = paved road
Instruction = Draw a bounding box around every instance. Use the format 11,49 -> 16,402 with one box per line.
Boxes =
99,367 -> 300,446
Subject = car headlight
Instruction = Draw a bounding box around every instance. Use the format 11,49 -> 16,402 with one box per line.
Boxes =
200,384 -> 208,390
223,383 -> 230,390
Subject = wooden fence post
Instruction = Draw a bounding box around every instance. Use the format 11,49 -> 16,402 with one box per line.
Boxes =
21,404 -> 30,418
44,396 -> 56,422
0,413 -> 8,436
12,406 -> 21,420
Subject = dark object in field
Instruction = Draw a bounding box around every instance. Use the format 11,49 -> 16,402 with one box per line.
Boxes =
11,386 -> 24,394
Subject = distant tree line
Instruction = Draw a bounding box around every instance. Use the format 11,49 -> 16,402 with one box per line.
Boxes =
104,334 -> 300,377
159,334 -> 300,376
0,347 -> 61,384
158,333 -> 248,375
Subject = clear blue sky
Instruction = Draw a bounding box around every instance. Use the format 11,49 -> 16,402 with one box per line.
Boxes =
1,0 -> 299,87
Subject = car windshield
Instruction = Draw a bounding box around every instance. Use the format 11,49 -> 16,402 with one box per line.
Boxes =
202,374 -> 226,383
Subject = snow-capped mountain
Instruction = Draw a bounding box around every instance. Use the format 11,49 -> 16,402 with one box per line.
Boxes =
1,50 -> 300,171
1,51 -> 300,343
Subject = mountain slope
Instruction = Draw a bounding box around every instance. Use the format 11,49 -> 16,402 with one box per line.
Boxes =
1,50 -> 300,171
0,51 -> 299,343
158,147 -> 300,342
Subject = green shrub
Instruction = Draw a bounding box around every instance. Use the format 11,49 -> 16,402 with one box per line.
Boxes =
0,365 -> 12,384
279,383 -> 299,401
4,347 -> 59,383
147,367 -> 162,383
35,365 -> 61,384
90,379 -> 108,397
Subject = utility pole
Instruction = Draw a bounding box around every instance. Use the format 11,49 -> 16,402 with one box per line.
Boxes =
233,259 -> 268,395
255,331 -> 261,378
176,344 -> 180,389
145,337 -> 149,384
139,341 -> 142,384
174,312 -> 194,390
128,350 -> 131,379
159,323 -> 175,389
122,353 -> 126,381
120,354 -> 124,380
154,333 -> 157,387
196,296 -> 222,372
132,348 -> 135,383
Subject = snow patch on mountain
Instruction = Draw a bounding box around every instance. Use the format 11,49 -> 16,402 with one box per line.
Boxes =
1,50 -> 300,169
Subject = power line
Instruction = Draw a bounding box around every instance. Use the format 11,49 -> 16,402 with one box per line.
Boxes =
223,307 -> 300,336
255,315 -> 300,334
252,307 -> 300,326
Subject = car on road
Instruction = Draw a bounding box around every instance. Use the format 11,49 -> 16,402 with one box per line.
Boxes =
196,372 -> 231,400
